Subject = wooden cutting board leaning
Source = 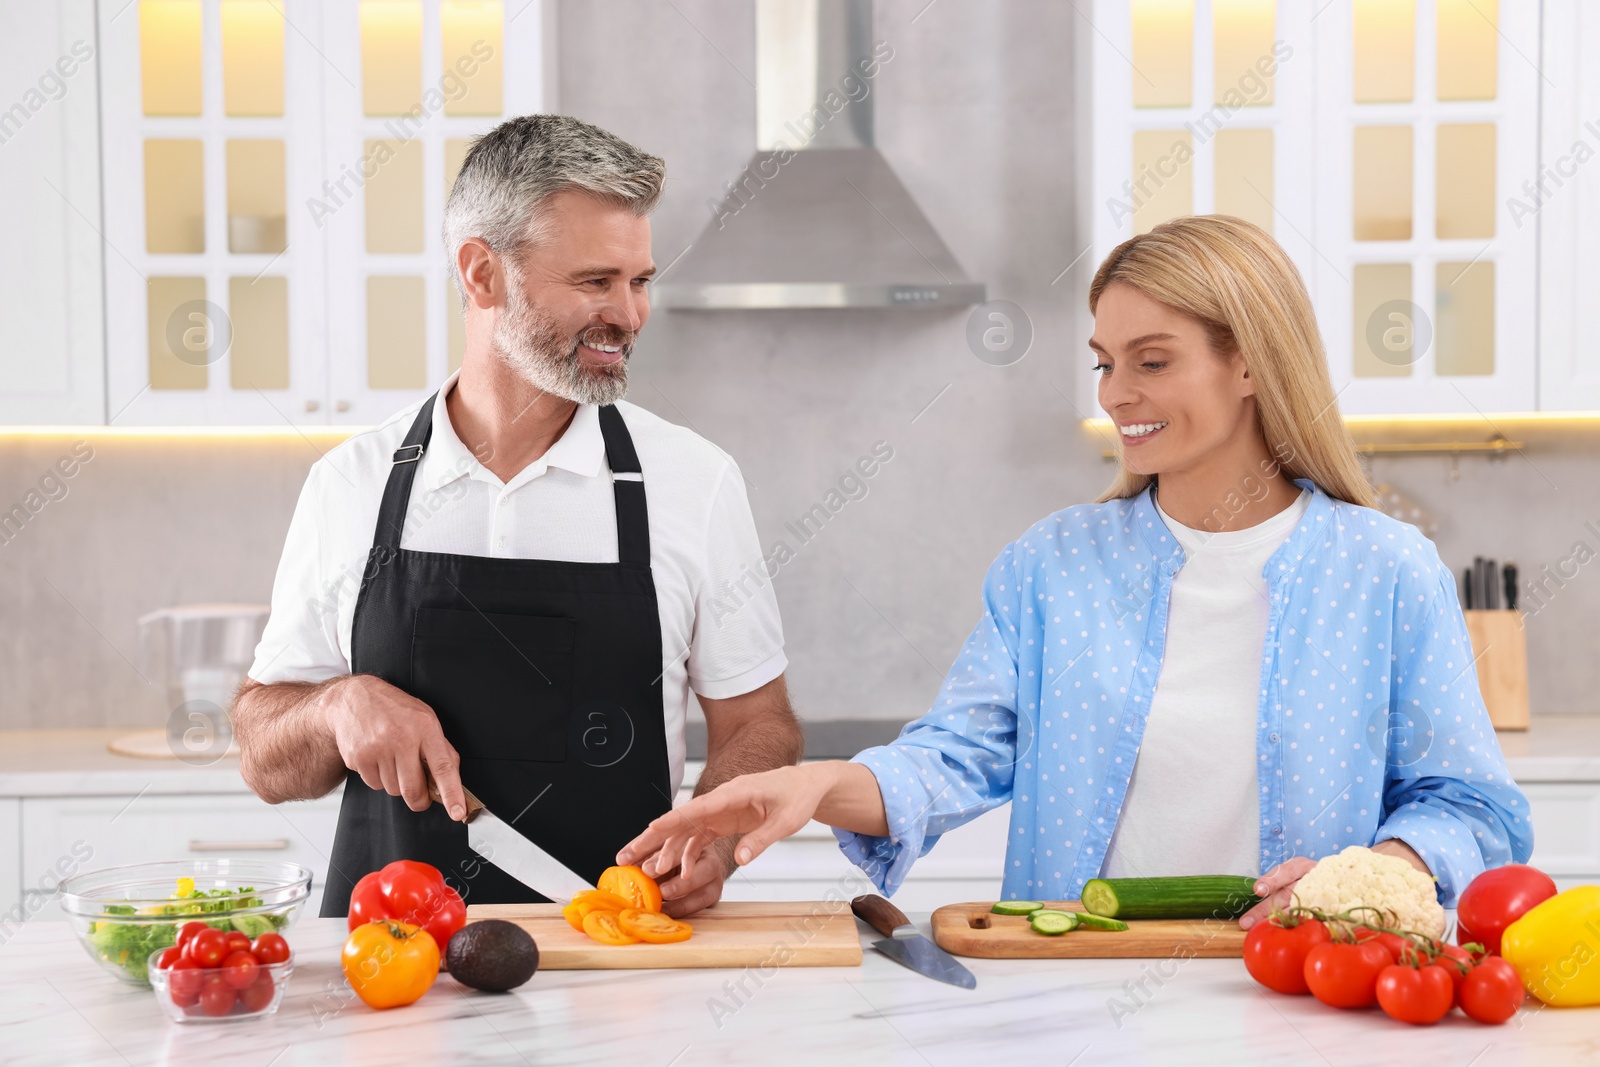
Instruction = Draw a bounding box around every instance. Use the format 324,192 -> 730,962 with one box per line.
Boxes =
465,900 -> 865,969
932,901 -> 1248,959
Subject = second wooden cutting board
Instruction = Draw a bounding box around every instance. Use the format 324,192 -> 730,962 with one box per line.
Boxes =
932,901 -> 1247,959
466,900 -> 864,969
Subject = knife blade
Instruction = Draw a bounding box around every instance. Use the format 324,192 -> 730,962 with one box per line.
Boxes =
851,894 -> 976,989
434,782 -> 596,901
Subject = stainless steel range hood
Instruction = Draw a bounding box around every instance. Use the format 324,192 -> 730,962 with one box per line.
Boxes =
654,0 -> 985,310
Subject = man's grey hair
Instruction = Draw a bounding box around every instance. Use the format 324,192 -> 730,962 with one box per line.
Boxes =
443,114 -> 666,301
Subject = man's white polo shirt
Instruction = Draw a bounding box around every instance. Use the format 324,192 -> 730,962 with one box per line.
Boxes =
249,372 -> 787,792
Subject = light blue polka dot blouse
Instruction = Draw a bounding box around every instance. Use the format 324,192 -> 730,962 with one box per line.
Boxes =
835,478 -> 1533,907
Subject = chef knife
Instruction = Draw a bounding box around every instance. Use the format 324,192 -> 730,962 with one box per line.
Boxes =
1503,563 -> 1518,610
851,894 -> 976,989
430,779 -> 596,901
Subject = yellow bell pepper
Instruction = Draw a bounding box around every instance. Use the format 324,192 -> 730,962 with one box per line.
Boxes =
1500,885 -> 1600,1006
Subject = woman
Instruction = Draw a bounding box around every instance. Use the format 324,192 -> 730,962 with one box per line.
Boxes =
619,216 -> 1533,928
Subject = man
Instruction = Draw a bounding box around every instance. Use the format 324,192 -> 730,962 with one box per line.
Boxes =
236,115 -> 801,919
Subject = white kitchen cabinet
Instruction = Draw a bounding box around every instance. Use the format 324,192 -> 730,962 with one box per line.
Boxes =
1536,1 -> 1600,412
0,798 -> 20,921
97,0 -> 546,428
1522,782 -> 1600,890
0,0 -> 106,424
17,789 -> 342,921
1081,0 -> 1544,418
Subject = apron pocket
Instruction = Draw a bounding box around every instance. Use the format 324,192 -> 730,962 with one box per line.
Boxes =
411,607 -> 577,762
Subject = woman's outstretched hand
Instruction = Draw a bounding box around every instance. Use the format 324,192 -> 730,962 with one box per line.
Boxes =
617,764 -> 834,885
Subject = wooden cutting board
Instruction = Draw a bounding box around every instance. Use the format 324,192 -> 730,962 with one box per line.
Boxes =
465,900 -> 864,969
932,901 -> 1247,959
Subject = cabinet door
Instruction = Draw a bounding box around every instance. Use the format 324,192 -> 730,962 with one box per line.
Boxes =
98,0 -> 329,426
1312,0 -> 1539,416
317,0 -> 545,426
1522,781 -> 1600,881
1537,0 -> 1600,411
0,0 -> 105,424
0,798 -> 20,921
19,790 -> 343,921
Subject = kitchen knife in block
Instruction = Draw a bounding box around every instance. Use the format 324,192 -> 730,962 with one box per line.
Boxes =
851,894 -> 976,989
428,778 -> 596,900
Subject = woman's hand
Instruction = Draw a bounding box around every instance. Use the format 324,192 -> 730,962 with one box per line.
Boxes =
617,764 -> 836,885
1238,857 -> 1316,930
1237,841 -> 1433,930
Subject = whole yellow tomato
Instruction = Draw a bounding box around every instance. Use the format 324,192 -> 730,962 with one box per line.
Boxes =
341,919 -> 440,1010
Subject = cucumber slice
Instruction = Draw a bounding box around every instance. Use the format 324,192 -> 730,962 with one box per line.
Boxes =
1029,910 -> 1079,935
1080,875 -> 1261,920
1072,912 -> 1130,931
990,900 -> 1044,916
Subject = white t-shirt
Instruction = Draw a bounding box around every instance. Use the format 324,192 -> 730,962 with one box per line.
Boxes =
1101,486 -> 1311,880
248,371 -> 787,793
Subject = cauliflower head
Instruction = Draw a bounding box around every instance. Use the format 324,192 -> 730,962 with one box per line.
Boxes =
1290,845 -> 1445,939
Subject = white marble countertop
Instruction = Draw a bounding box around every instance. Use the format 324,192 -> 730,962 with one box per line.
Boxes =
1,916 -> 1593,1066
3,719 -> 1599,797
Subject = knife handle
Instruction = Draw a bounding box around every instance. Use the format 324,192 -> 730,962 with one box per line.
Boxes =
423,770 -> 485,822
852,893 -> 912,938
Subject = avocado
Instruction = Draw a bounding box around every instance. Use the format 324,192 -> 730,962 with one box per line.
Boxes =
445,919 -> 539,992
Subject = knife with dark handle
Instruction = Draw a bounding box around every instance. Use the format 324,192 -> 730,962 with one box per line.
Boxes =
851,894 -> 976,989
1504,563 -> 1518,610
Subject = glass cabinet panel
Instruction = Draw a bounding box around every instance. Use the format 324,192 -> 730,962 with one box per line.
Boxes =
1131,0 -> 1193,108
1352,126 -> 1413,240
221,0 -> 285,116
1436,124 -> 1496,239
364,138 -> 425,254
1212,0 -> 1274,106
360,1 -> 423,116
1352,263 -> 1416,378
1132,130 -> 1193,234
1214,127 -> 1273,233
147,276 -> 210,389
1352,0 -> 1415,103
1436,261 -> 1495,375
441,1 -> 503,116
226,140 -> 287,254
140,1 -> 203,116
229,276 -> 290,389
1436,0 -> 1497,101
144,139 -> 206,253
367,276 -> 427,388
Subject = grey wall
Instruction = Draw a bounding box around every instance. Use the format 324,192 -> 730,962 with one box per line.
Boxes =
2,0 -> 1598,732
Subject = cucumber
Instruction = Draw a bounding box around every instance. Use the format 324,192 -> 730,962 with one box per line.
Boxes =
1072,912 -> 1129,931
1029,910 -> 1079,935
1079,875 -> 1261,921
991,900 -> 1044,916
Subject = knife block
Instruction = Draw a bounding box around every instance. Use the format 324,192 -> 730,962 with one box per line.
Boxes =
1461,610 -> 1530,730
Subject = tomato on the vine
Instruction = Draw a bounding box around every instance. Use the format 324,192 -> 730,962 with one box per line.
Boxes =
1376,962 -> 1455,1025
1244,915 -> 1331,995
1304,940 -> 1393,1009
1458,957 -> 1525,1024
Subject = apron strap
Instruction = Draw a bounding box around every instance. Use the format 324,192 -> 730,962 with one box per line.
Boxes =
598,405 -> 650,566
371,393 -> 437,553
370,394 -> 648,566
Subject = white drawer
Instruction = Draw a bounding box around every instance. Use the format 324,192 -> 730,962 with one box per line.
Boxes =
18,789 -> 343,921
1523,781 -> 1600,876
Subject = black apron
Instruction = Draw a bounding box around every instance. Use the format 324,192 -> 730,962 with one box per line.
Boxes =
319,394 -> 672,916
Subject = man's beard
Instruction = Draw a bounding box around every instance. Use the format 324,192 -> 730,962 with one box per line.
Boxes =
492,281 -> 633,406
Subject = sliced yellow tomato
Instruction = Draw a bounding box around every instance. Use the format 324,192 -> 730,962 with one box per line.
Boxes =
561,902 -> 586,931
597,865 -> 663,913
570,889 -> 632,912
581,909 -> 639,945
618,908 -> 692,944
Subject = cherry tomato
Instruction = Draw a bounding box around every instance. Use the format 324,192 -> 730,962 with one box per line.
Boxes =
223,930 -> 252,956
618,908 -> 692,944
1244,915 -> 1331,995
341,920 -> 440,1010
1304,940 -> 1393,1009
1458,956 -> 1525,1025
1457,864 -> 1558,956
237,969 -> 276,1013
1376,962 -> 1456,1025
251,932 -> 290,965
221,949 -> 260,990
1430,942 -> 1480,993
1351,926 -> 1413,965
198,973 -> 237,1017
581,910 -> 640,945
176,921 -> 210,953
188,928 -> 229,968
597,865 -> 663,913
154,947 -> 182,970
168,958 -> 203,1007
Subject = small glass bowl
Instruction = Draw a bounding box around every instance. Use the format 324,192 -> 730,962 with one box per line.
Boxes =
58,859 -> 312,985
147,949 -> 294,1023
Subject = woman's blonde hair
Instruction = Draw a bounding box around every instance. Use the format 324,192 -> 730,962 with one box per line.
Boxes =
1089,215 -> 1375,509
